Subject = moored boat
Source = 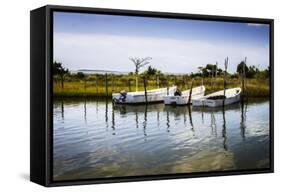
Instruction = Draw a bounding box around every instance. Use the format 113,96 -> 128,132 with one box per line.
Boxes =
112,86 -> 177,104
163,86 -> 205,105
192,87 -> 241,107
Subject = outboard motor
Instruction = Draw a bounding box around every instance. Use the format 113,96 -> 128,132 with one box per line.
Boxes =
113,90 -> 127,104
119,90 -> 127,102
174,89 -> 182,96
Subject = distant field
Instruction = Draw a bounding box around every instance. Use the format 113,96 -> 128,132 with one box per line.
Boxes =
53,75 -> 269,98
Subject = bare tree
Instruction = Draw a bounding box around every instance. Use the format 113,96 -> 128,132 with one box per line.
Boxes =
129,57 -> 152,91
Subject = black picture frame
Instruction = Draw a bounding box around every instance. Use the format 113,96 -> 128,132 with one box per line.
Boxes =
30,4 -> 274,187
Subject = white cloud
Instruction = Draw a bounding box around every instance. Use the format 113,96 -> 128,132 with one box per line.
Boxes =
54,32 -> 269,73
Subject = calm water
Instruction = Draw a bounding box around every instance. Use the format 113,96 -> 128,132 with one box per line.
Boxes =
53,98 -> 270,181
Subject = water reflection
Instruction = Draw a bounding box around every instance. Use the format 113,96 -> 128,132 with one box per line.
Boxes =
56,98 -> 253,142
222,108 -> 228,150
84,99 -> 87,124
105,99 -> 109,130
240,100 -> 247,140
111,102 -> 115,135
166,111 -> 170,132
188,106 -> 194,133
210,112 -> 217,137
53,98 -> 270,181
61,98 -> 64,120
135,111 -> 139,129
143,105 -> 148,137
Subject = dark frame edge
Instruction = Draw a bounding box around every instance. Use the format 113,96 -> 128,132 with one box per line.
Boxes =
269,19 -> 274,173
47,169 -> 273,187
30,5 -> 50,186
45,4 -> 274,23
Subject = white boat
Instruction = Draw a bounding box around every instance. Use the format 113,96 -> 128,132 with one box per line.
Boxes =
112,86 -> 177,104
163,86 -> 205,105
192,87 -> 241,107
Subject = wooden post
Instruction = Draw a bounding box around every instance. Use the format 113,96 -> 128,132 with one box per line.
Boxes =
84,79 -> 86,96
143,76 -> 148,104
184,76 -> 187,89
128,79 -> 131,92
223,57 -> 228,107
211,64 -> 215,90
95,75 -> 98,95
105,73 -> 108,97
201,69 -> 204,87
215,62 -> 218,78
60,76 -> 64,90
242,57 -> 247,98
166,76 -> 169,96
214,61 -> 218,89
135,74 -> 138,92
111,74 -> 115,93
156,75 -> 159,89
188,79 -> 194,104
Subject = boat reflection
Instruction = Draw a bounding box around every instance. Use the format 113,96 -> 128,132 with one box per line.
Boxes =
113,101 -> 248,144
56,98 -> 249,142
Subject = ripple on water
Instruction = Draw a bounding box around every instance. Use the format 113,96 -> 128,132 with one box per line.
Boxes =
53,99 -> 270,180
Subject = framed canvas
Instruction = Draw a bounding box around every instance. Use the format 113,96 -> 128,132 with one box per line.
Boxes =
30,5 -> 274,187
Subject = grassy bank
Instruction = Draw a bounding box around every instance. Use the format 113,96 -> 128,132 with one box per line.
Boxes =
53,75 -> 269,98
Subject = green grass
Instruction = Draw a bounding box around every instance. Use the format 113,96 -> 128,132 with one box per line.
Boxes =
53,76 -> 269,98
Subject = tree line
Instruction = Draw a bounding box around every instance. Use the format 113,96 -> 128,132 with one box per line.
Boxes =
53,58 -> 270,90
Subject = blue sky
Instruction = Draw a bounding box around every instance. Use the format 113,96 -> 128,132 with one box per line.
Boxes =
53,11 -> 270,73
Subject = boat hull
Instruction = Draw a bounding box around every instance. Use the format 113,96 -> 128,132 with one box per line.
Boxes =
163,86 -> 205,105
112,86 -> 177,104
192,88 -> 241,107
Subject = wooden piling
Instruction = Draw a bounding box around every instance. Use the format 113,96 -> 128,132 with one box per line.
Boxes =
143,76 -> 148,104
188,79 -> 194,104
242,57 -> 247,98
215,62 -> 218,78
95,75 -> 98,95
111,75 -> 115,92
84,79 -> 86,96
105,73 -> 108,97
211,64 -> 215,90
223,57 -> 228,107
128,79 -> 131,92
213,61 -> 218,89
184,76 -> 187,89
135,75 -> 138,92
156,75 -> 159,89
166,77 -> 170,96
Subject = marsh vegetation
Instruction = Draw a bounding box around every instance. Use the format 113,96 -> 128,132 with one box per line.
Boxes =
53,60 -> 270,98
